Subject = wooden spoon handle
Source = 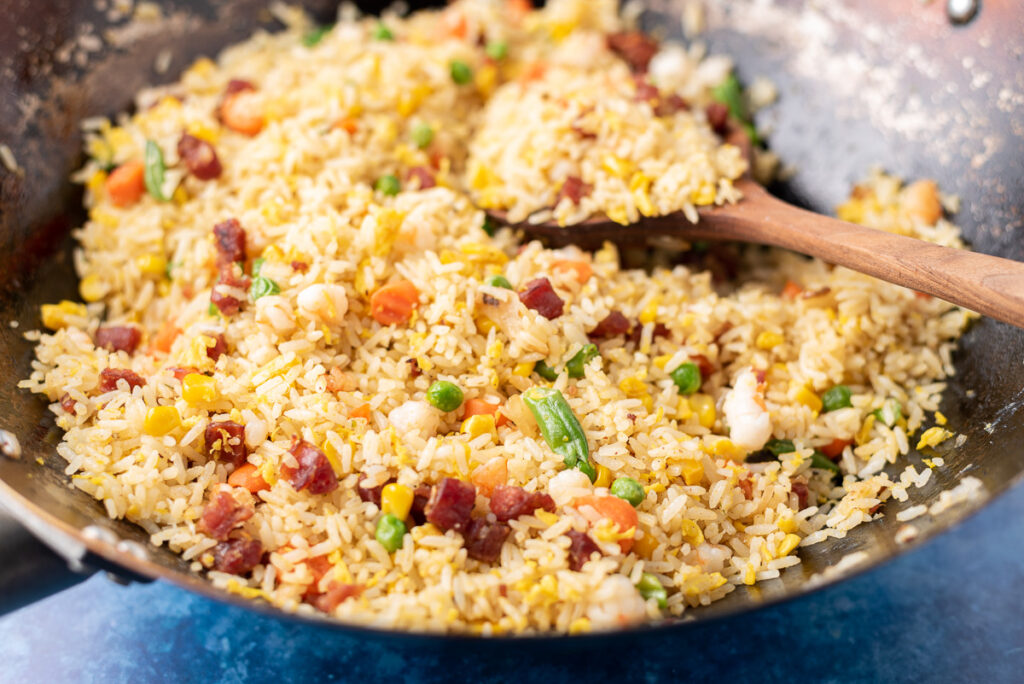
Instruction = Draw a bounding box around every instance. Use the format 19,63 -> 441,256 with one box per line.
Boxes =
706,183 -> 1024,328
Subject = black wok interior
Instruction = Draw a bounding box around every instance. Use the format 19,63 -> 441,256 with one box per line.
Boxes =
1,0 -> 1023,636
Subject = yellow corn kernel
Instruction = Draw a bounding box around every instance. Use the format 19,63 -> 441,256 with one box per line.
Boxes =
381,483 -> 414,520
462,414 -> 497,440
593,464 -> 613,488
512,362 -> 533,377
568,618 -> 591,635
793,384 -> 823,413
690,393 -> 716,428
777,516 -> 798,534
916,426 -> 953,450
935,411 -> 948,426
475,63 -> 498,97
638,296 -> 661,325
186,121 -> 220,143
476,316 -> 497,334
632,528 -> 659,558
79,274 -> 107,303
680,518 -> 705,546
680,458 -> 704,486
172,185 -> 189,205
777,533 -> 802,557
743,565 -> 757,585
86,170 -> 107,194
41,301 -> 87,330
676,397 -> 694,421
756,331 -> 784,350
181,373 -> 217,405
651,354 -> 672,370
136,254 -> 167,277
855,414 -> 876,446
144,406 -> 181,436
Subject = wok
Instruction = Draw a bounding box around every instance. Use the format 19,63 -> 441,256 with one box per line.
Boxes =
1,0 -> 1023,639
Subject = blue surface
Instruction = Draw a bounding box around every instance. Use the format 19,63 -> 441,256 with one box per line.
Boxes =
2,485 -> 1023,684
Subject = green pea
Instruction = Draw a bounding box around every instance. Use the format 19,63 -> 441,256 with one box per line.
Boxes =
143,140 -> 168,201
427,380 -> 464,412
481,215 -> 499,237
485,40 -> 508,60
636,572 -> 667,610
610,477 -> 645,507
449,59 -> 473,85
810,450 -> 841,476
872,398 -> 903,427
765,439 -> 796,456
375,513 -> 406,553
533,360 -> 559,381
669,362 -> 702,395
821,385 -> 853,412
371,22 -> 394,41
302,24 -> 333,47
250,276 -> 280,300
486,275 -> 513,290
411,122 -> 434,149
251,257 -> 265,277
566,343 -> 600,379
375,174 -> 401,196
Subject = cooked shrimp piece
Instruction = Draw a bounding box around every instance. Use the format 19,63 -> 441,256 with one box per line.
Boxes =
388,400 -> 440,441
722,367 -> 772,452
297,284 -> 348,325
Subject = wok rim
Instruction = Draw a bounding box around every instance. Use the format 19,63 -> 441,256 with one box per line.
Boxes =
2,456 -> 1018,642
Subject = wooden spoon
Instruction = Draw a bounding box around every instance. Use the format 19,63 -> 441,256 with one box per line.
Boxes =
489,176 -> 1024,329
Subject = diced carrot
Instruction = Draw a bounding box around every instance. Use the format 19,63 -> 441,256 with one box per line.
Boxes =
151,319 -> 181,354
506,0 -> 532,19
350,403 -> 372,420
471,456 -> 507,497
220,91 -> 264,136
573,495 -> 638,553
552,260 -> 593,284
441,12 -> 468,39
914,291 -> 933,300
106,160 -> 146,207
463,397 -> 509,427
518,62 -> 546,84
820,438 -> 852,459
333,117 -> 358,135
370,280 -> 420,325
169,367 -> 199,381
228,463 -> 269,493
781,280 -> 803,299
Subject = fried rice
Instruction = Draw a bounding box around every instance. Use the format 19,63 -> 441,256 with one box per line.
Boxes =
20,0 -> 976,634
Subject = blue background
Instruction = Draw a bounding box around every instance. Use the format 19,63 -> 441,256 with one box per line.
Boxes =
2,483 -> 1022,683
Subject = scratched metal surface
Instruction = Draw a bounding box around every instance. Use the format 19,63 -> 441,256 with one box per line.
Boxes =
1,0 -> 1023,637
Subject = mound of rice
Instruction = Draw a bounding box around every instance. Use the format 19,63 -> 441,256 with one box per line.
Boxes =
20,0 -> 974,634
